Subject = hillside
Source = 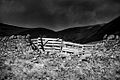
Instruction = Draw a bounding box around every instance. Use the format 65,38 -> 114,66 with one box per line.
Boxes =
0,23 -> 28,36
0,23 -> 57,38
19,28 -> 57,38
1,16 -> 120,44
57,16 -> 120,44
83,16 -> 120,43
57,24 -> 104,43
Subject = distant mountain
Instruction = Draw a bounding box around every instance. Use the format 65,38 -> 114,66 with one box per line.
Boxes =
19,28 -> 57,38
57,16 -> 120,44
1,16 -> 120,44
0,23 -> 56,38
57,24 -> 104,43
0,22 -> 106,43
0,23 -> 28,36
82,16 -> 120,43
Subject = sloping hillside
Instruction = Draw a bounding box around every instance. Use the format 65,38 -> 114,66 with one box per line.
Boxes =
57,24 -> 104,43
1,16 -> 120,44
0,23 -> 28,36
19,28 -> 57,38
83,16 -> 120,43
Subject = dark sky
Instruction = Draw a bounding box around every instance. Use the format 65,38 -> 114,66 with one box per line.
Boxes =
0,0 -> 120,31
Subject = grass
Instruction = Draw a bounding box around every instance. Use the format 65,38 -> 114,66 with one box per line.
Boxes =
0,35 -> 120,80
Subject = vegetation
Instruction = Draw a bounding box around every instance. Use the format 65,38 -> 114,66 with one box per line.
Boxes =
0,34 -> 120,80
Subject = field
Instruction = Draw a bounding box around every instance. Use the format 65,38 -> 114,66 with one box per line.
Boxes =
0,35 -> 120,80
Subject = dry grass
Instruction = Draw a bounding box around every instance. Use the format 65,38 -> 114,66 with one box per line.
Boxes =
0,35 -> 120,80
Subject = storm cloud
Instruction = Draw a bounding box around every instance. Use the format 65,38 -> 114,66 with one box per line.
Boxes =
0,0 -> 120,31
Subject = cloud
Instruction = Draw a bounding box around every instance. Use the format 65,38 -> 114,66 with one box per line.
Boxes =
40,0 -> 100,27
0,0 -> 120,31
42,0 -> 120,26
95,0 -> 120,22
107,0 -> 120,3
0,0 -> 26,23
0,0 -> 25,14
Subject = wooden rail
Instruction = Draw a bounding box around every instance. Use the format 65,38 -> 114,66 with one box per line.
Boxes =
31,37 -> 95,53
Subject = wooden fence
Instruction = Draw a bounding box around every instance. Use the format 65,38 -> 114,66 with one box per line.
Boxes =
31,37 -> 95,54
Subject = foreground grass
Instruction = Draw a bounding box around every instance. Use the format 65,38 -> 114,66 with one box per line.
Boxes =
0,35 -> 120,80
